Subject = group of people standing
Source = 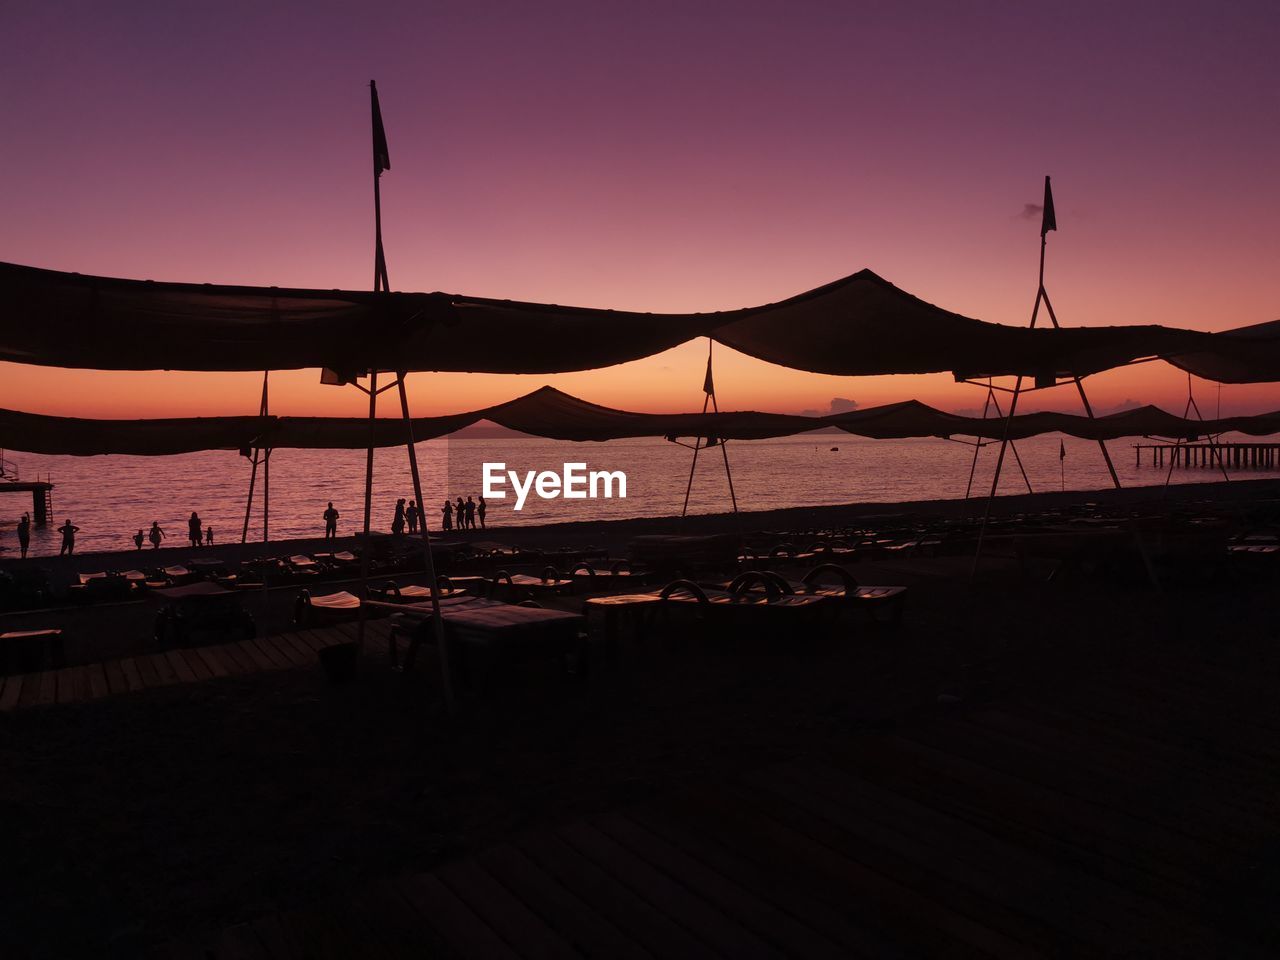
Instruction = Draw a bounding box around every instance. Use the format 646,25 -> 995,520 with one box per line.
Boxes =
441,495 -> 484,532
130,514 -> 210,552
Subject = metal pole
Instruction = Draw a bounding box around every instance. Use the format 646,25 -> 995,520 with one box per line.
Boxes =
964,382 -> 995,499
262,375 -> 270,542
681,391 -> 710,518
397,374 -> 455,712
987,389 -> 1033,494
1039,289 -> 1120,489
354,369 -> 378,651
709,389 -> 738,513
241,371 -> 269,543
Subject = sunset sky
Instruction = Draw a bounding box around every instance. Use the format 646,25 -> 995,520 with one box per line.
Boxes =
2,1 -> 1278,421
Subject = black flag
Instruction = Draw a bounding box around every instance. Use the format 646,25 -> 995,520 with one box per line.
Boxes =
371,80 -> 390,175
702,354 -> 715,395
1041,175 -> 1056,236
1059,439 -> 1066,461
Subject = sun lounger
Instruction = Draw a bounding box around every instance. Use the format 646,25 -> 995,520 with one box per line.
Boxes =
571,560 -> 650,589
294,589 -> 361,627
759,565 -> 907,626
489,567 -> 574,600
367,578 -> 462,603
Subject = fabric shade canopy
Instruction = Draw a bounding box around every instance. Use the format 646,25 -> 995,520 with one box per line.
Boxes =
4,386 -> 1277,457
1167,319 -> 1280,384
4,261 -> 1277,381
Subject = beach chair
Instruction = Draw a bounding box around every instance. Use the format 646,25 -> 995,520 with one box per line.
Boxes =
367,577 -> 462,603
763,565 -> 906,627
294,589 -> 361,627
571,559 -> 650,591
153,582 -> 255,648
488,567 -> 574,601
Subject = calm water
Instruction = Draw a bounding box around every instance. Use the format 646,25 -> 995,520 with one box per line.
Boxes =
4,433 -> 1277,557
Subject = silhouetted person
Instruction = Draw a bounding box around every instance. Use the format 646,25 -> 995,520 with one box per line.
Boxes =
477,497 -> 486,529
58,519 -> 80,556
149,521 -> 165,549
205,525 -> 213,546
391,498 -> 406,535
455,497 -> 465,533
442,500 -> 453,531
465,496 -> 476,530
17,513 -> 30,559
323,501 -> 339,539
133,529 -> 144,551
406,500 -> 419,534
188,511 -> 202,548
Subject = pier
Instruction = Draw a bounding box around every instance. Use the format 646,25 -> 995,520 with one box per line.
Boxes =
1133,442 -> 1280,469
0,480 -> 54,525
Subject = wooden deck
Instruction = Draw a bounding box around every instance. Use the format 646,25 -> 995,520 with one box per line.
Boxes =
156,644 -> 1280,959
0,620 -> 387,712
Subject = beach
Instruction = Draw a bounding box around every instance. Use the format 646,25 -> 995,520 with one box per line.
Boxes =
3,477 -> 1280,955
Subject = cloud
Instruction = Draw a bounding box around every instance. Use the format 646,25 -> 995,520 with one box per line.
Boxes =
1101,397 -> 1143,414
1019,203 -> 1043,221
799,397 -> 859,417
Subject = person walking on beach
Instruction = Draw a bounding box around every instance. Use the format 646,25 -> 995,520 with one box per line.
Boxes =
188,511 -> 202,548
205,525 -> 213,546
323,502 -> 339,539
406,500 -> 419,534
477,496 -> 486,529
149,521 -> 165,549
133,529 -> 144,551
442,499 -> 453,531
17,513 -> 31,559
391,498 -> 406,535
58,519 -> 80,556
455,497 -> 465,533
465,496 -> 476,530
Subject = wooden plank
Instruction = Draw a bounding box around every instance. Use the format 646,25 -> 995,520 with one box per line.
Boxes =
86,661 -> 110,699
435,857 -> 581,960
259,634 -> 311,670
119,657 -> 145,692
248,911 -> 304,960
343,877 -> 451,959
54,666 -> 80,704
515,830 -> 713,959
0,674 -> 24,711
136,652 -> 167,687
273,632 -> 317,665
164,649 -> 199,684
192,644 -> 231,679
291,630 -> 330,652
556,819 -> 779,960
217,640 -> 257,674
246,636 -> 291,671
477,842 -> 652,960
103,658 -> 129,695
176,647 -> 214,682
234,639 -> 276,673
34,667 -> 58,707
395,871 -> 522,960
593,811 -> 848,960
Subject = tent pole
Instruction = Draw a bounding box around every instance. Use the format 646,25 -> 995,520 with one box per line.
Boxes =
396,373 -> 455,713
681,391 -> 710,518
1040,289 -> 1120,489
709,388 -> 738,514
964,382 -> 995,499
986,388 -> 1033,494
1185,374 -> 1231,482
354,369 -> 378,651
241,371 -> 269,543
262,372 -> 270,541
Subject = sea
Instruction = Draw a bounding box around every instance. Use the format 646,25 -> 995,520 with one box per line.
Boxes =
4,432 -> 1278,558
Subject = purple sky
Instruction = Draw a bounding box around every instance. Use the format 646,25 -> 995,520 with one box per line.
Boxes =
2,0 -> 1278,417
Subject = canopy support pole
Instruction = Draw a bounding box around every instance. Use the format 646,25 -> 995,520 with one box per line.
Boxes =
241,371 -> 269,544
965,379 -> 1031,500
681,340 -> 737,518
354,369 -> 379,654
971,190 -> 1121,579
396,373 -> 455,713
1164,373 -> 1230,489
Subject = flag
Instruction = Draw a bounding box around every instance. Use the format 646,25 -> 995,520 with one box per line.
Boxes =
1041,175 -> 1056,236
371,80 -> 391,175
702,355 -> 715,395
1059,439 -> 1066,460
